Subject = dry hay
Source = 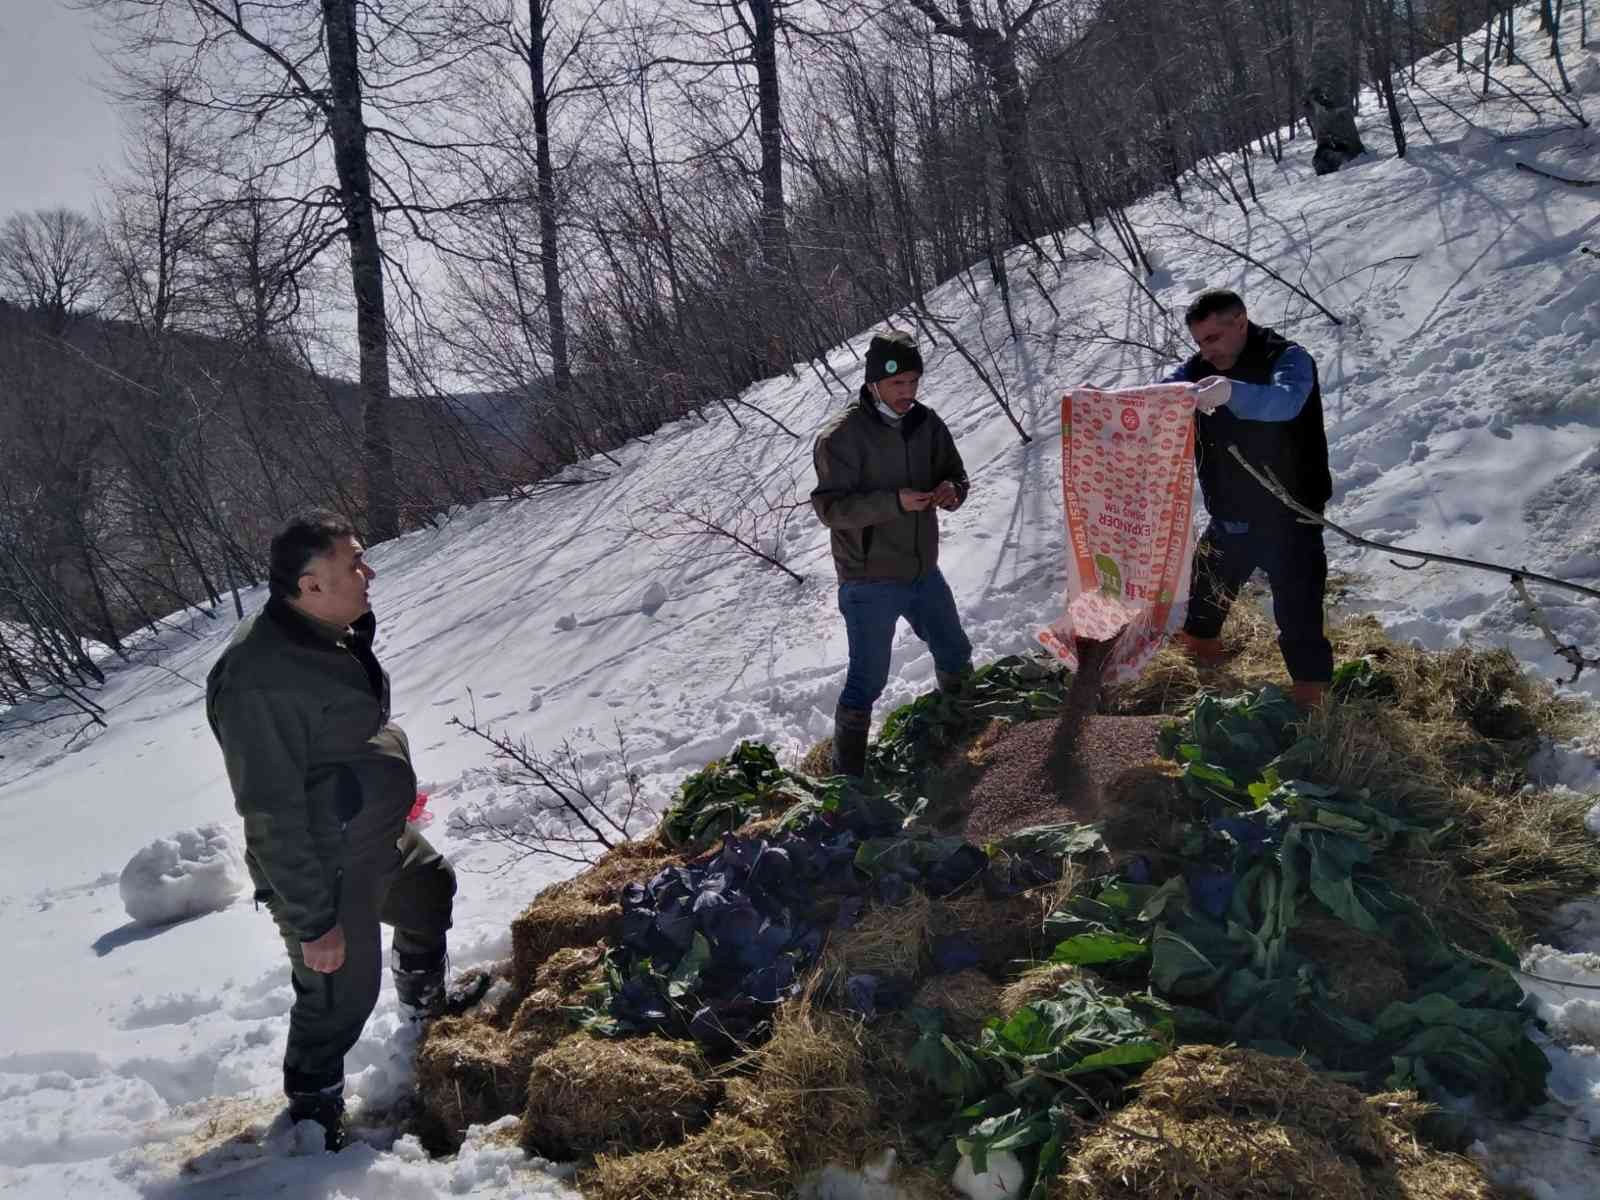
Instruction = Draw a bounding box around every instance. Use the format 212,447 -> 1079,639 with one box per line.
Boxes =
912,969 -> 1004,1039
1000,963 -> 1087,1015
510,838 -> 680,992
1106,598 -> 1600,948
585,998 -> 877,1200
507,986 -> 577,1042
819,891 -> 934,982
521,1033 -> 719,1159
1290,908 -> 1410,1021
930,884 -> 1057,979
1098,761 -> 1197,856
722,997 -> 877,1171
533,944 -> 605,997
858,1010 -> 948,1134
1052,1046 -> 1495,1200
797,737 -> 834,778
583,1112 -> 790,1200
1305,697 -> 1600,949
732,814 -> 788,841
414,1016 -> 559,1148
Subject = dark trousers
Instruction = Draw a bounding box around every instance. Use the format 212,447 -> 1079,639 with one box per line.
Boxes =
1184,520 -> 1334,683
274,825 -> 455,1095
838,568 -> 973,711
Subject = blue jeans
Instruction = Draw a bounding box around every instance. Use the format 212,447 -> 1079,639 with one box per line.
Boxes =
837,569 -> 973,711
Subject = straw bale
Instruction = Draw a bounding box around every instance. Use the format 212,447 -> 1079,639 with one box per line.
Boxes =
582,1113 -> 789,1200
414,1016 -> 555,1147
1055,1109 -> 1368,1200
724,999 -> 875,1169
797,738 -> 834,779
521,1034 -> 718,1159
533,944 -> 605,996
820,892 -> 933,981
1000,963 -> 1087,1015
930,887 -> 1052,978
509,839 -> 680,991
912,969 -> 1004,1038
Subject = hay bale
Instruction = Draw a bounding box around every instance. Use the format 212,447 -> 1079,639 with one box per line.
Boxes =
510,896 -> 617,993
1054,1047 -> 1496,1200
522,1034 -> 718,1159
1290,910 -> 1410,1021
1055,1109 -> 1369,1200
930,888 -> 1050,978
912,970 -> 1003,1039
510,839 -> 680,991
583,1113 -> 790,1200
724,1000 -> 875,1170
1133,1045 -> 1390,1162
415,1016 -> 555,1146
820,892 -> 933,981
1000,963 -> 1086,1014
533,944 -> 605,996
797,738 -> 834,778
508,987 -> 576,1042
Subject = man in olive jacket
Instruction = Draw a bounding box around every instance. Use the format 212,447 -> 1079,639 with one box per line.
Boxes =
812,330 -> 974,777
206,511 -> 460,1148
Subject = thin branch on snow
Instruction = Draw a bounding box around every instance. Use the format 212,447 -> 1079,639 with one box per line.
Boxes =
1515,161 -> 1600,187
1228,446 -> 1600,681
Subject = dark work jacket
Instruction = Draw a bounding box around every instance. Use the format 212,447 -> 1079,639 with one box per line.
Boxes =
1175,324 -> 1333,523
206,599 -> 416,942
811,391 -> 969,582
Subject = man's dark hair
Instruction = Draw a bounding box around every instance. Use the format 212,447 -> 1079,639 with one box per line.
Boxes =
269,510 -> 359,599
1185,289 -> 1246,326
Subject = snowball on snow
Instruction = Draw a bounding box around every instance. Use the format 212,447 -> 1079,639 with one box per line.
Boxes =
639,580 -> 669,615
119,823 -> 248,926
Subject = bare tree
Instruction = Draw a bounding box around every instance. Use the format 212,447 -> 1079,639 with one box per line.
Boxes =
0,209 -> 104,335
83,0 -> 508,541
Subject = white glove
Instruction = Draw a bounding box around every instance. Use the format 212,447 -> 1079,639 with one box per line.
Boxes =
1194,376 -> 1232,413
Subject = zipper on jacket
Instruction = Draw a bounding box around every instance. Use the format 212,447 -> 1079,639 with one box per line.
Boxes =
904,433 -> 923,575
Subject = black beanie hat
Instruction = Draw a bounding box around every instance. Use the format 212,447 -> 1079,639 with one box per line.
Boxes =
864,331 -> 923,384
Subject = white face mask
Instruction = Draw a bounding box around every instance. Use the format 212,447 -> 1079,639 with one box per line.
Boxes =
874,397 -> 905,424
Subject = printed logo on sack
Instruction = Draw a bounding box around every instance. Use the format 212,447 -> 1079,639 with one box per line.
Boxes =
1121,407 -> 1140,432
884,359 -> 898,374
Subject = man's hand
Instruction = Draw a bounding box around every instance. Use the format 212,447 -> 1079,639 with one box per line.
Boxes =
302,925 -> 346,974
931,481 -> 961,511
899,489 -> 934,511
1194,376 -> 1232,414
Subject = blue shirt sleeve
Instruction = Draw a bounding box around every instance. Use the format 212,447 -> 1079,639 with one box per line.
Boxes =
1221,346 -> 1315,422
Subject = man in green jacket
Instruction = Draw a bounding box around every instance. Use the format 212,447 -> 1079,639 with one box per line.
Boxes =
811,330 -> 973,778
206,511 -> 465,1149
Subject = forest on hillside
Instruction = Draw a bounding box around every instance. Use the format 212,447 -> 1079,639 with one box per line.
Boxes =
1,0 -> 1585,716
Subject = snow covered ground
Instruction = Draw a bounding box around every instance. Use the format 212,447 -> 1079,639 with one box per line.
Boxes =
3,10 -> 1599,1198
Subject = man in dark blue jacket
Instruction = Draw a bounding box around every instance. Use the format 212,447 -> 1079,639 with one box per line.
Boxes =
1162,290 -> 1334,709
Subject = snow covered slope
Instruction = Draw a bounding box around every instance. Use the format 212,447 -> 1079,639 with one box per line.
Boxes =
2,10 -> 1598,1198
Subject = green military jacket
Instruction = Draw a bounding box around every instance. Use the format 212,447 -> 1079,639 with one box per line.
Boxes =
205,598 -> 415,943
811,393 -> 970,582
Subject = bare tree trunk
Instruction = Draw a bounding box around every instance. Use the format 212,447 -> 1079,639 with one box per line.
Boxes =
1371,0 -> 1407,157
528,0 -> 571,397
747,0 -> 787,264
321,0 -> 398,541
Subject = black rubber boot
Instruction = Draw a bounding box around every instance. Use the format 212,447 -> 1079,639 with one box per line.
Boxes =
936,667 -> 972,696
393,949 -> 492,1021
831,705 -> 872,779
287,1084 -> 346,1152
